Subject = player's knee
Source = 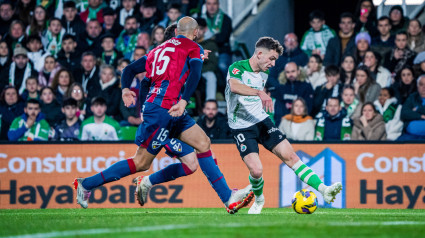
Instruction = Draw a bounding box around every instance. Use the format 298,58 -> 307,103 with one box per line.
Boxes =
196,136 -> 211,153
250,167 -> 263,179
184,161 -> 198,175
133,157 -> 151,171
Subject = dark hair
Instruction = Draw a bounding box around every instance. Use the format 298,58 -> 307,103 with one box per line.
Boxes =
167,3 -> 181,11
135,46 -> 146,51
361,102 -> 378,115
0,86 -> 19,105
29,6 -> 47,36
48,17 -> 61,26
125,15 -> 138,23
255,37 -> 283,55
164,23 -> 177,41
66,82 -> 85,108
364,50 -> 382,74
26,34 -> 42,44
340,12 -> 355,23
395,65 -> 415,82
326,97 -> 340,105
309,10 -> 325,21
396,31 -> 408,37
196,17 -> 207,28
290,97 -> 308,117
25,76 -> 38,84
40,86 -> 55,98
354,0 -> 377,19
62,97 -> 78,107
151,25 -> 165,44
0,1 -> 14,9
81,51 -> 96,60
117,58 -> 131,66
63,1 -> 76,9
356,65 -> 374,103
51,69 -> 74,92
62,34 -> 76,42
342,84 -> 355,93
203,99 -> 218,108
26,98 -> 40,107
381,87 -> 395,98
91,96 -> 107,106
325,65 -> 340,76
378,16 -> 391,24
310,54 -> 322,64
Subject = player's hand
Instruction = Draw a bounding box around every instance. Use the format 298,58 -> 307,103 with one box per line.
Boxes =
257,90 -> 274,113
168,100 -> 188,117
122,88 -> 136,107
204,49 -> 211,60
140,112 -> 144,122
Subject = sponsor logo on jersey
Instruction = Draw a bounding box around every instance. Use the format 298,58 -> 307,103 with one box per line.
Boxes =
150,87 -> 162,95
167,39 -> 181,46
152,141 -> 161,149
232,68 -> 240,75
200,54 -> 205,61
279,148 -> 346,209
267,127 -> 279,134
240,144 -> 247,152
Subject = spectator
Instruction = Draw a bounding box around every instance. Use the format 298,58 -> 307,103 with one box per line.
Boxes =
51,69 -> 74,103
54,98 -> 81,141
353,32 -> 371,64
80,96 -> 121,141
272,62 -> 314,126
16,0 -> 35,28
340,55 -> 356,85
21,77 -> 39,101
38,55 -> 61,88
354,65 -> 381,104
137,0 -> 161,34
352,102 -> 386,140
300,10 -> 335,59
36,0 -> 55,17
78,19 -> 103,57
413,52 -> 425,76
324,12 -> 356,67
399,75 -> 425,140
39,87 -> 64,127
74,51 -> 100,99
159,3 -> 182,28
0,47 -> 37,94
61,1 -> 85,37
371,16 -> 395,61
132,46 -> 147,61
200,0 -> 232,79
373,87 -> 403,140
40,18 -> 65,56
196,99 -> 230,140
4,20 -> 26,51
0,41 -> 12,73
354,0 -> 377,37
117,0 -> 136,26
363,50 -> 392,88
8,98 -> 50,141
56,34 -> 81,75
0,1 -> 18,37
304,54 -> 326,90
116,58 -> 130,82
116,16 -> 140,60
407,19 -> 425,53
102,7 -> 123,38
149,25 -> 165,51
80,0 -> 104,24
100,33 -> 123,67
267,33 -> 308,91
197,17 -> 219,100
119,98 -> 141,126
94,64 -> 121,120
66,82 -> 88,121
312,65 -> 343,117
384,31 -> 416,75
0,86 -> 24,140
136,32 -> 151,52
341,85 -> 361,119
314,97 -> 352,141
26,5 -> 47,37
278,98 -> 314,141
392,66 -> 417,104
26,35 -> 47,72
389,5 -> 409,35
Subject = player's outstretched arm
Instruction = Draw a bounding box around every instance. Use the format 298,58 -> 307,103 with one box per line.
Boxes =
121,56 -> 147,89
228,78 -> 274,112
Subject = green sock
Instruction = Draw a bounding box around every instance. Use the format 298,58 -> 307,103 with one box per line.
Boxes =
291,160 -> 323,191
249,174 -> 264,197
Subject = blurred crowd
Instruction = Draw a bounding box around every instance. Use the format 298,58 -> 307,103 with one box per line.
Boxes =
0,0 -> 424,142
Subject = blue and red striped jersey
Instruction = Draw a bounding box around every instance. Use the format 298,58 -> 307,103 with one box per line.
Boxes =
144,35 -> 204,109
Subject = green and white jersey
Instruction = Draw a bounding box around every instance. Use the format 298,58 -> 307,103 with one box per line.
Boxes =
80,116 -> 121,141
225,59 -> 269,129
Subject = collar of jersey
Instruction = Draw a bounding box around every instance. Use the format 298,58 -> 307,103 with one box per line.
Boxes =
176,35 -> 187,39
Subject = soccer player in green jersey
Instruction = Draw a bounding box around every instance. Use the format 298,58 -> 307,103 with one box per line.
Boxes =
225,37 -> 342,214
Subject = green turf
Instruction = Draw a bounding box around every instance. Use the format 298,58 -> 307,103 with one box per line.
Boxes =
1,208 -> 425,238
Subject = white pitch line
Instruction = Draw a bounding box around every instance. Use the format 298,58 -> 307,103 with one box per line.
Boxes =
3,221 -> 425,238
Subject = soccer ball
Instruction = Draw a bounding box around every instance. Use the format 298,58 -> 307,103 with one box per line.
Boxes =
291,189 -> 318,214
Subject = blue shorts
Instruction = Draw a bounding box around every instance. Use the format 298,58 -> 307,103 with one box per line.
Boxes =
135,102 -> 195,155
164,138 -> 194,158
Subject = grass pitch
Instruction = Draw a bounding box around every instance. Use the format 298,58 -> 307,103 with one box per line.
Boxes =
1,208 -> 425,238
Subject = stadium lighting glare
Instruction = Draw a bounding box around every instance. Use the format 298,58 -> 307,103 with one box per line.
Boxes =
373,0 -> 424,5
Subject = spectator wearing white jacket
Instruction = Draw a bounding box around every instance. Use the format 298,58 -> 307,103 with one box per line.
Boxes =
304,54 -> 327,90
279,98 -> 315,141
373,87 -> 403,140
364,50 -> 392,88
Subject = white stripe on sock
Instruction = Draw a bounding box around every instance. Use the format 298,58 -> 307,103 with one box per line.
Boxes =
291,160 -> 304,171
303,172 -> 314,184
298,167 -> 309,177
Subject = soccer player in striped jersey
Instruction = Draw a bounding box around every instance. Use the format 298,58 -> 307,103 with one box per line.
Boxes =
226,37 -> 342,214
74,17 -> 253,214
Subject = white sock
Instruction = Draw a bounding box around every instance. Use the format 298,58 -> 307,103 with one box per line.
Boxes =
318,183 -> 326,195
256,194 -> 264,202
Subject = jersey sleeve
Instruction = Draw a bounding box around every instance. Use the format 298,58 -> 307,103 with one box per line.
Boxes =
188,43 -> 204,63
228,64 -> 243,81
